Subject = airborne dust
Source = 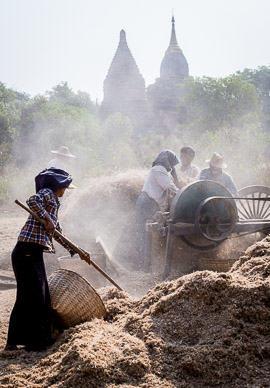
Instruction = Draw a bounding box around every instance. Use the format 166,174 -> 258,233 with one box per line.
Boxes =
1,169 -> 270,387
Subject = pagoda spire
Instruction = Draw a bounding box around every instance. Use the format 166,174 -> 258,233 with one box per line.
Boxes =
119,29 -> 127,47
159,14 -> 189,81
166,14 -> 181,53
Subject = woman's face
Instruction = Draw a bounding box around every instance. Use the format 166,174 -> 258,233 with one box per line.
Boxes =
56,187 -> 67,198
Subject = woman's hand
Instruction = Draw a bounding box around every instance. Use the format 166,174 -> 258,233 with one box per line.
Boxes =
44,214 -> 55,234
79,249 -> 91,265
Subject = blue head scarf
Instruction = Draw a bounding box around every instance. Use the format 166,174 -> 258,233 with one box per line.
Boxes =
35,168 -> 74,193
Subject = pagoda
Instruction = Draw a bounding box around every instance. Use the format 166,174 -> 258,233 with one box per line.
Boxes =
100,30 -> 151,133
147,16 -> 189,133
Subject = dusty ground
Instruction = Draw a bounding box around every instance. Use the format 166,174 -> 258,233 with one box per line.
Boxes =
0,200 -> 166,355
1,170 -> 270,388
1,203 -> 270,387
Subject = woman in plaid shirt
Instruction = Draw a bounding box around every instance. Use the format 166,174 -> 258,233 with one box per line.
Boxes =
4,168 -> 90,352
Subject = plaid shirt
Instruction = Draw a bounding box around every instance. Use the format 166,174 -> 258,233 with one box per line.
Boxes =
18,188 -> 76,255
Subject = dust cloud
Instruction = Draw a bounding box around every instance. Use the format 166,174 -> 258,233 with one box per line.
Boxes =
3,102 -> 269,292
60,169 -> 147,270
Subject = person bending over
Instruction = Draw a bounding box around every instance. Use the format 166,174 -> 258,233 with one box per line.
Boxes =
136,150 -> 179,270
4,168 -> 90,352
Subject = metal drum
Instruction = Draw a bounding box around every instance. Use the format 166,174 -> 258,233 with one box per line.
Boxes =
169,180 -> 238,250
170,180 -> 237,223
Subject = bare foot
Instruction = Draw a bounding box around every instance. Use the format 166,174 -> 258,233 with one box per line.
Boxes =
4,344 -> 18,351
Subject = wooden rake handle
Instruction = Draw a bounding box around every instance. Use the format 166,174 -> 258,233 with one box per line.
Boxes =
15,199 -> 123,291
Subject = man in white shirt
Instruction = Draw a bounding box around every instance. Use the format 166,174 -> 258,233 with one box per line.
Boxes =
136,150 -> 179,271
175,146 -> 200,189
47,146 -> 75,171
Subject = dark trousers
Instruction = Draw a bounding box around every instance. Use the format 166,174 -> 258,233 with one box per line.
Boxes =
135,192 -> 159,265
7,242 -> 53,348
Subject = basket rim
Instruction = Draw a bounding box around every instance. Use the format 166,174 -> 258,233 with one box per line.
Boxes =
48,268 -> 105,306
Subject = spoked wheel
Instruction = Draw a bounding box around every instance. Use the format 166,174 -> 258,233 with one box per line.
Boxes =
194,197 -> 237,241
237,186 -> 270,220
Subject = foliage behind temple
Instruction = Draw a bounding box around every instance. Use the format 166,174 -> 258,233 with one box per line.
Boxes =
0,66 -> 269,203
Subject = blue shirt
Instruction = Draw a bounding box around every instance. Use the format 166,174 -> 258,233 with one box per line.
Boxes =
199,168 -> 238,196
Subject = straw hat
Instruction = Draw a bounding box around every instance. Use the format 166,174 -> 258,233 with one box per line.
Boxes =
51,146 -> 75,158
66,182 -> 76,189
206,152 -> 227,168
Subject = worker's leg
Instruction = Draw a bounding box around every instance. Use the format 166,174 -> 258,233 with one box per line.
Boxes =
136,192 -> 158,270
163,224 -> 175,279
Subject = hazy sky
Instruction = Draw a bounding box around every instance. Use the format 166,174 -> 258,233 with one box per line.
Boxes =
0,0 -> 269,101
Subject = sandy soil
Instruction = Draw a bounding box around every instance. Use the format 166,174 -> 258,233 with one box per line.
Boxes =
0,202 -> 164,352
0,177 -> 270,387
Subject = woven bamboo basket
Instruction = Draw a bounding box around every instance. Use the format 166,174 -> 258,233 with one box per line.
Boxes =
198,258 -> 237,272
58,256 -> 107,289
48,269 -> 106,329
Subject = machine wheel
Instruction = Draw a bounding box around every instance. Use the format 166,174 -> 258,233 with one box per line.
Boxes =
180,235 -> 222,251
194,197 -> 237,242
237,185 -> 270,220
171,180 -> 238,251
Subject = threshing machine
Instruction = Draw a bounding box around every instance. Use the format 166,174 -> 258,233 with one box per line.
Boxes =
145,181 -> 270,279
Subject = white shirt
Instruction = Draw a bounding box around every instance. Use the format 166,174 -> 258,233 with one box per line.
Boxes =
142,165 -> 179,211
176,163 -> 200,180
47,158 -> 67,171
175,163 -> 200,188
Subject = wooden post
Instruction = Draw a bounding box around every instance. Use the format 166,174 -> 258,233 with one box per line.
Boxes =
162,222 -> 175,280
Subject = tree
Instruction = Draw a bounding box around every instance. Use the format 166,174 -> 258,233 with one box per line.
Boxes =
177,75 -> 263,136
0,83 -> 29,202
100,113 -> 138,169
0,82 -> 24,167
237,66 -> 270,131
47,82 -> 96,112
14,95 -> 101,172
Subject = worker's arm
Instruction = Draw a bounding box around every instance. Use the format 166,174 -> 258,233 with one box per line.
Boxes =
154,169 -> 179,193
170,166 -> 180,188
27,189 -> 56,233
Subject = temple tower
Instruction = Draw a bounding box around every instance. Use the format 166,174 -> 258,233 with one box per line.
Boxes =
100,30 -> 150,133
147,16 -> 189,133
160,15 -> 189,82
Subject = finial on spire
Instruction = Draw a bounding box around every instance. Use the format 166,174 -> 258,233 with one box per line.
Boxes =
167,12 -> 181,53
172,9 -> 175,24
119,29 -> 127,47
120,29 -> 126,40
